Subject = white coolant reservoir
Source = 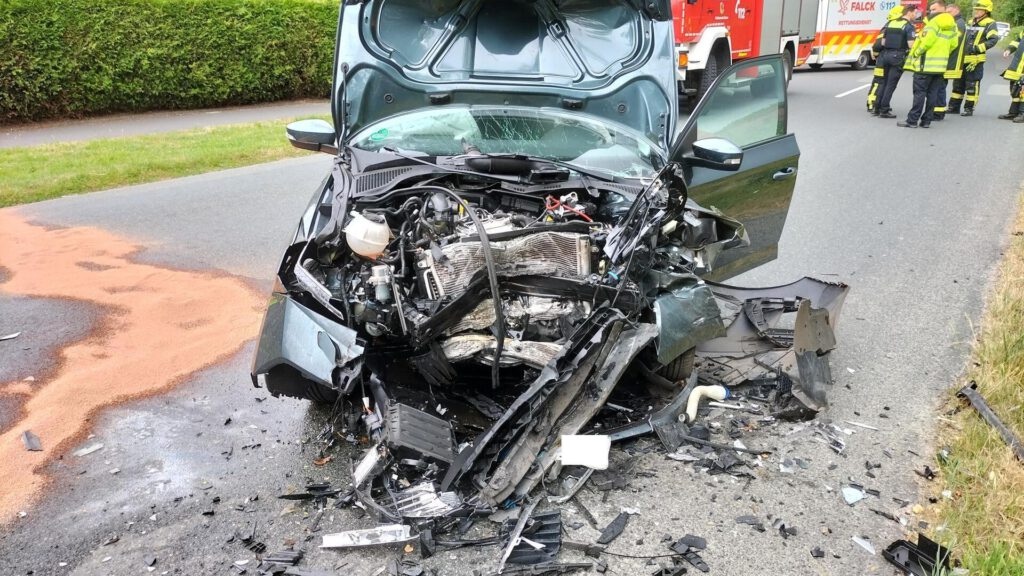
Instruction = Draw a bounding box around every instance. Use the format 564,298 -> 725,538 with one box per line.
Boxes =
344,212 -> 390,258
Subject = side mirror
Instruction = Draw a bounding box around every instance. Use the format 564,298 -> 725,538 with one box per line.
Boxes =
286,119 -> 338,154
686,138 -> 742,171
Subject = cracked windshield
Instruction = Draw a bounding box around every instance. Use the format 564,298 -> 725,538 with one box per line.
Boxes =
350,106 -> 661,178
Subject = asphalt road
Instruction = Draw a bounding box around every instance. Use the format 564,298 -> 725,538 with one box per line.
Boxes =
1,60 -> 1023,576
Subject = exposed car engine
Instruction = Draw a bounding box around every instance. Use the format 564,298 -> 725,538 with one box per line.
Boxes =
254,153 -> 848,518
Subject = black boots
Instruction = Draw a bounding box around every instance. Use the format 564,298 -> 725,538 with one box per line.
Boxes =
999,102 -> 1020,119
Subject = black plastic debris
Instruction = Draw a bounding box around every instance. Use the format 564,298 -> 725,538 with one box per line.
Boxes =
257,550 -> 305,576
21,430 -> 42,451
562,540 -> 605,558
386,403 -> 456,465
810,547 -> 825,559
670,534 -> 706,554
480,562 -> 592,576
263,550 -> 303,565
680,549 -> 709,573
771,518 -> 797,538
651,563 -> 688,576
915,466 -> 936,481
869,508 -> 900,523
735,515 -> 765,532
596,512 -> 629,545
279,483 -> 343,501
501,511 -> 562,565
882,534 -> 951,576
958,382 -> 1024,461
239,524 -> 267,554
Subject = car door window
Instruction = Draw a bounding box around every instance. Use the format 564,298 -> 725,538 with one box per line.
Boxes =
668,55 -> 798,281
693,59 -> 786,148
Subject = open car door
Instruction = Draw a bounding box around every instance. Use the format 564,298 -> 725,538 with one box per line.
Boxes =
670,55 -> 799,281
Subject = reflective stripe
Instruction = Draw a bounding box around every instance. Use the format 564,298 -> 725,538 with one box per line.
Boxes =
823,35 -> 841,55
844,35 -> 864,55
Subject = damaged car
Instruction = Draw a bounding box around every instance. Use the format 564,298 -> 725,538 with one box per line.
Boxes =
252,0 -> 847,525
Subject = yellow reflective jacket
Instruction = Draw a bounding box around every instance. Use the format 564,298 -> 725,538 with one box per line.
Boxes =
1004,30 -> 1024,82
945,14 -> 967,79
905,13 -> 959,74
964,16 -> 998,65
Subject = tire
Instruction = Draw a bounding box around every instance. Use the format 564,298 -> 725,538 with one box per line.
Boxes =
265,366 -> 340,404
783,48 -> 794,85
658,348 -> 696,382
852,51 -> 872,70
808,63 -> 824,70
697,52 -> 719,102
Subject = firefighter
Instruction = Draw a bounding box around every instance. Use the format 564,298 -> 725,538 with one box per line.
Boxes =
875,5 -> 918,118
899,12 -> 959,128
934,4 -> 967,120
946,0 -> 999,116
998,29 -> 1024,122
868,7 -> 909,113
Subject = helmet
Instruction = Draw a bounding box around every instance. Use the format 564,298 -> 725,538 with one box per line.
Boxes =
888,6 -> 904,19
974,0 -> 993,12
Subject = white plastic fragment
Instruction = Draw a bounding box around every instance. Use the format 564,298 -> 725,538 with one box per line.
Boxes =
73,443 -> 104,457
842,486 -> 865,505
852,536 -> 875,555
519,537 -> 545,550
0,332 -> 21,341
559,435 -> 610,470
321,524 -> 413,548
845,420 -> 879,431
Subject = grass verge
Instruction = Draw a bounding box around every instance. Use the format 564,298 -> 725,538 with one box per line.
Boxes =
933,190 -> 1024,574
0,117 -> 327,208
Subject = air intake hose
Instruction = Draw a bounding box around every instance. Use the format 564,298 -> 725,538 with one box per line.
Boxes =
684,385 -> 730,424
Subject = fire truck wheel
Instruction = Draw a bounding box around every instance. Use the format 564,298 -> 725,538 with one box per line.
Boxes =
852,51 -> 872,70
783,49 -> 794,84
697,54 -> 719,101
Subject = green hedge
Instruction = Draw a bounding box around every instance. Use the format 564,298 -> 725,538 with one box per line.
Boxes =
0,0 -> 337,123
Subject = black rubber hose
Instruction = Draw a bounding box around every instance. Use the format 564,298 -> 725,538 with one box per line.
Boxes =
408,185 -> 505,389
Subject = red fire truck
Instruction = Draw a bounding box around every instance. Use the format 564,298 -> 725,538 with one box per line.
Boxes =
671,0 -> 820,101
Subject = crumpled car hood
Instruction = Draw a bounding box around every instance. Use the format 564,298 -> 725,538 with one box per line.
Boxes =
333,0 -> 677,149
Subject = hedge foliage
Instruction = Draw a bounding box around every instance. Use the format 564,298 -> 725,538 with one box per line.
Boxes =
0,0 -> 337,123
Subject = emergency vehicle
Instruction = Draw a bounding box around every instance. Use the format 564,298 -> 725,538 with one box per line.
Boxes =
672,0 -> 819,101
802,0 -> 928,70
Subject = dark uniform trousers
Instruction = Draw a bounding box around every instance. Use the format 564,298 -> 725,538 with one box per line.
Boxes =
877,49 -> 907,113
908,73 -> 944,125
949,67 -> 983,112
